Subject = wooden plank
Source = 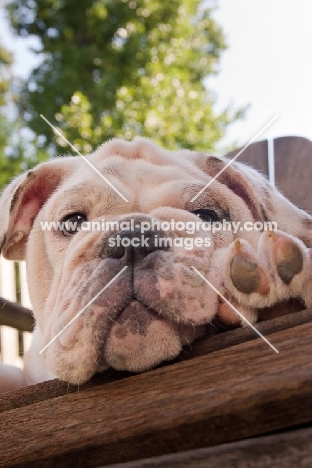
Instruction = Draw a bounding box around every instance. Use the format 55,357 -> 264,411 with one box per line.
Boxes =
176,306 -> 311,362
105,426 -> 312,468
0,321 -> 312,467
0,297 -> 34,333
0,308 -> 310,412
0,370 -> 132,413
274,136 -> 312,212
0,308 -> 311,413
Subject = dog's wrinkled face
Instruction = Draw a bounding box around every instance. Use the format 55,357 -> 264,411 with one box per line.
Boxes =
0,138 -> 279,384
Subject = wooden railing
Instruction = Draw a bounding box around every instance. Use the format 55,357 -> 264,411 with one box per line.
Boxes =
0,257 -> 33,367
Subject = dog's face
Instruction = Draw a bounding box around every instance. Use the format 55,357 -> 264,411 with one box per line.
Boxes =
0,138 -> 302,384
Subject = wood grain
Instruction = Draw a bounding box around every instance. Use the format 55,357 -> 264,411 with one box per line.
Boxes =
0,321 -> 311,467
176,307 -> 312,362
105,426 -> 312,468
1,308 -> 311,414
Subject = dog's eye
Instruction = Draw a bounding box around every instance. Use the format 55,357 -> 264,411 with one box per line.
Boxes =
61,213 -> 87,235
192,209 -> 220,223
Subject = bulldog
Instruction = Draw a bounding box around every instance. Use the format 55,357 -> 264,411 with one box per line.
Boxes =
0,137 -> 312,393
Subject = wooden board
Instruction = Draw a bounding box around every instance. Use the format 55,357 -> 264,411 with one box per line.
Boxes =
0,318 -> 312,467
1,308 -> 310,413
274,136 -> 312,213
105,426 -> 312,468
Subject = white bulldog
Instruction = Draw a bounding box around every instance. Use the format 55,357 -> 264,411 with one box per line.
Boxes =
0,138 -> 311,393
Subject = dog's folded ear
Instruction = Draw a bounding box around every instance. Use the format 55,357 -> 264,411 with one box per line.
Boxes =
0,159 -> 73,260
193,153 -> 312,247
193,154 -> 269,222
208,157 -> 269,221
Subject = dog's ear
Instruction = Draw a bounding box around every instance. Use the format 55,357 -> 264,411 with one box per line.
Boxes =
193,154 -> 267,221
193,153 -> 312,247
0,159 -> 73,261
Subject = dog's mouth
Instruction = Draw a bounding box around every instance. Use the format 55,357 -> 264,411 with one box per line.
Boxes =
98,292 -> 211,373
112,298 -> 161,336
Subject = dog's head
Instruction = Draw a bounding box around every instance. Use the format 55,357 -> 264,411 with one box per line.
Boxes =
0,138 -> 274,383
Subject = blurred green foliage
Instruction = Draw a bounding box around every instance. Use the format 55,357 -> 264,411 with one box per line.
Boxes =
6,0 -> 244,155
0,44 -> 26,186
0,42 -> 48,188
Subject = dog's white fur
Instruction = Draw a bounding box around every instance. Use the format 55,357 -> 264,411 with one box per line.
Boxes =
0,138 -> 311,393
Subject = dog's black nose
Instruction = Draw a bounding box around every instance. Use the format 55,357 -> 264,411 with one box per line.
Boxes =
101,229 -> 168,262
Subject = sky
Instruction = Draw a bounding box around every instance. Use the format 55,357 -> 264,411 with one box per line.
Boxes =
1,0 -> 312,151
209,0 -> 312,149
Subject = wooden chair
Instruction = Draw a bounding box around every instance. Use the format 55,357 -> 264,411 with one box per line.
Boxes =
227,135 -> 312,212
0,136 -> 312,467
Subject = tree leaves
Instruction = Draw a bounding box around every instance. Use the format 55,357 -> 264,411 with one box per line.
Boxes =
7,0 -> 244,154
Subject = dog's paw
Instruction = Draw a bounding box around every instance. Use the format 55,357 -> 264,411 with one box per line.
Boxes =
213,230 -> 311,326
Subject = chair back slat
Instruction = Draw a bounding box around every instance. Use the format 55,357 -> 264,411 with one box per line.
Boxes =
274,136 -> 312,213
226,136 -> 312,213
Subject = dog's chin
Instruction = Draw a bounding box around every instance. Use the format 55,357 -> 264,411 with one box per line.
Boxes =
98,298 -> 208,373
45,284 -> 209,384
103,300 -> 183,373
